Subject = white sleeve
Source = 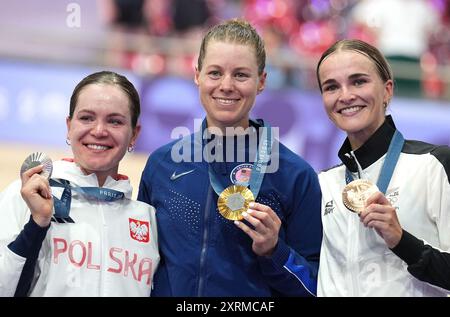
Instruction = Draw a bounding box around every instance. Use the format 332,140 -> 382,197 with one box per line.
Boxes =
427,150 -> 450,252
437,165 -> 450,252
0,180 -> 31,297
0,246 -> 26,296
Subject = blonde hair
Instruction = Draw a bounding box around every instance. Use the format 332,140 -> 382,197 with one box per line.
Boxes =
197,18 -> 266,75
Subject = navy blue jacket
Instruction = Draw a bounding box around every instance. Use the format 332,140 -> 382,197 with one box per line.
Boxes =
138,121 -> 322,296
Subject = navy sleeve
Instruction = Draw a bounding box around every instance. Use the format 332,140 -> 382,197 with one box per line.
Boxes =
137,156 -> 154,204
8,216 -> 49,297
258,165 -> 323,296
150,256 -> 172,297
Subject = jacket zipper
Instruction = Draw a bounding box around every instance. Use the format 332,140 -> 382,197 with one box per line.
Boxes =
99,200 -> 107,296
347,151 -> 361,296
197,186 -> 212,296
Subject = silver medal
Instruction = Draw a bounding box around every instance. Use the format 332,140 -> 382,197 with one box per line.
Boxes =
20,152 -> 53,179
226,193 -> 246,211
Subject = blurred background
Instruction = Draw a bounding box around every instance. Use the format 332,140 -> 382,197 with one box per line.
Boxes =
1,0 -> 450,198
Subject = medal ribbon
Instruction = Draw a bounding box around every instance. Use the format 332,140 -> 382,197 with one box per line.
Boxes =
49,179 -> 125,219
202,118 -> 273,199
345,130 -> 405,194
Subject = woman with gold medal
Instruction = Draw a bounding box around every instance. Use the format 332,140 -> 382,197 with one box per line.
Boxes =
138,19 -> 323,296
316,39 -> 450,295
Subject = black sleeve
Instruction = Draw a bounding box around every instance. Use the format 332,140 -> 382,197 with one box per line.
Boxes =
391,230 -> 450,291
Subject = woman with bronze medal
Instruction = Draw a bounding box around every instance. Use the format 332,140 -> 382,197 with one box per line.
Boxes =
138,19 -> 323,296
316,39 -> 450,295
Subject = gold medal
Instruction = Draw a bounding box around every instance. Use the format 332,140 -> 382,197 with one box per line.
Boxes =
342,179 -> 379,214
218,185 -> 254,220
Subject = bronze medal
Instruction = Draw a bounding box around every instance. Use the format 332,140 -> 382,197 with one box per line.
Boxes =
218,185 -> 255,220
342,179 -> 379,214
20,152 -> 53,179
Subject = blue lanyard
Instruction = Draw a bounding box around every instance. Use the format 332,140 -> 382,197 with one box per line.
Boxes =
345,130 -> 405,194
50,178 -> 125,219
202,119 -> 273,199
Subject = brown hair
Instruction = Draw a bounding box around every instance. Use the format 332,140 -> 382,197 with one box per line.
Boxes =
316,39 -> 393,93
197,18 -> 266,75
69,71 -> 141,128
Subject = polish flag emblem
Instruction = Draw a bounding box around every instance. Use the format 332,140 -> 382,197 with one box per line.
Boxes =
129,218 -> 150,243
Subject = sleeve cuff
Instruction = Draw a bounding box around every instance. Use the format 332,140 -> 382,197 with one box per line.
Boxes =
390,230 -> 425,265
258,239 -> 290,268
8,216 -> 50,258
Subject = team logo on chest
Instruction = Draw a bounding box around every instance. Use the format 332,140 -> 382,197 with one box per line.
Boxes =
129,218 -> 150,243
324,200 -> 335,216
230,163 -> 253,186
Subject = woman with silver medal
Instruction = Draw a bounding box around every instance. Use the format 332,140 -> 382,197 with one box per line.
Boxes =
138,19 -> 322,296
0,71 -> 160,296
316,39 -> 450,295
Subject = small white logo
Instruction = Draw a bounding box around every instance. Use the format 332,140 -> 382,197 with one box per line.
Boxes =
170,169 -> 195,181
66,3 -> 81,28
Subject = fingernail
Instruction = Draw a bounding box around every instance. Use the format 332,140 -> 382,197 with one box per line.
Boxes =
234,221 -> 240,226
249,202 -> 255,208
246,209 -> 253,214
242,212 -> 248,217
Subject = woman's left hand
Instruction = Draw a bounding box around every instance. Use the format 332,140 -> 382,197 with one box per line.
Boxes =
234,202 -> 281,257
359,191 -> 403,248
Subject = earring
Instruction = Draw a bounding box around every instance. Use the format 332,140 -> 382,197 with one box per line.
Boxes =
127,145 -> 134,153
66,138 -> 71,146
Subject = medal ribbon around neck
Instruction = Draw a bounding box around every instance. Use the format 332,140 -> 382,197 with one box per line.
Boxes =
202,118 -> 274,220
49,178 -> 125,219
343,130 -> 404,213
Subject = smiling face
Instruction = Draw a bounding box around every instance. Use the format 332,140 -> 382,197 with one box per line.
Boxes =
67,83 -> 140,185
195,40 -> 266,132
318,50 -> 393,149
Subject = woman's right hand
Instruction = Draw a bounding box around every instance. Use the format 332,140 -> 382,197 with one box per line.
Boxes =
360,191 -> 403,249
20,165 -> 53,227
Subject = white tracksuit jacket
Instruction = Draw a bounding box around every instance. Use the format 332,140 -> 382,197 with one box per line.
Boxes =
0,160 -> 159,296
318,116 -> 450,297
